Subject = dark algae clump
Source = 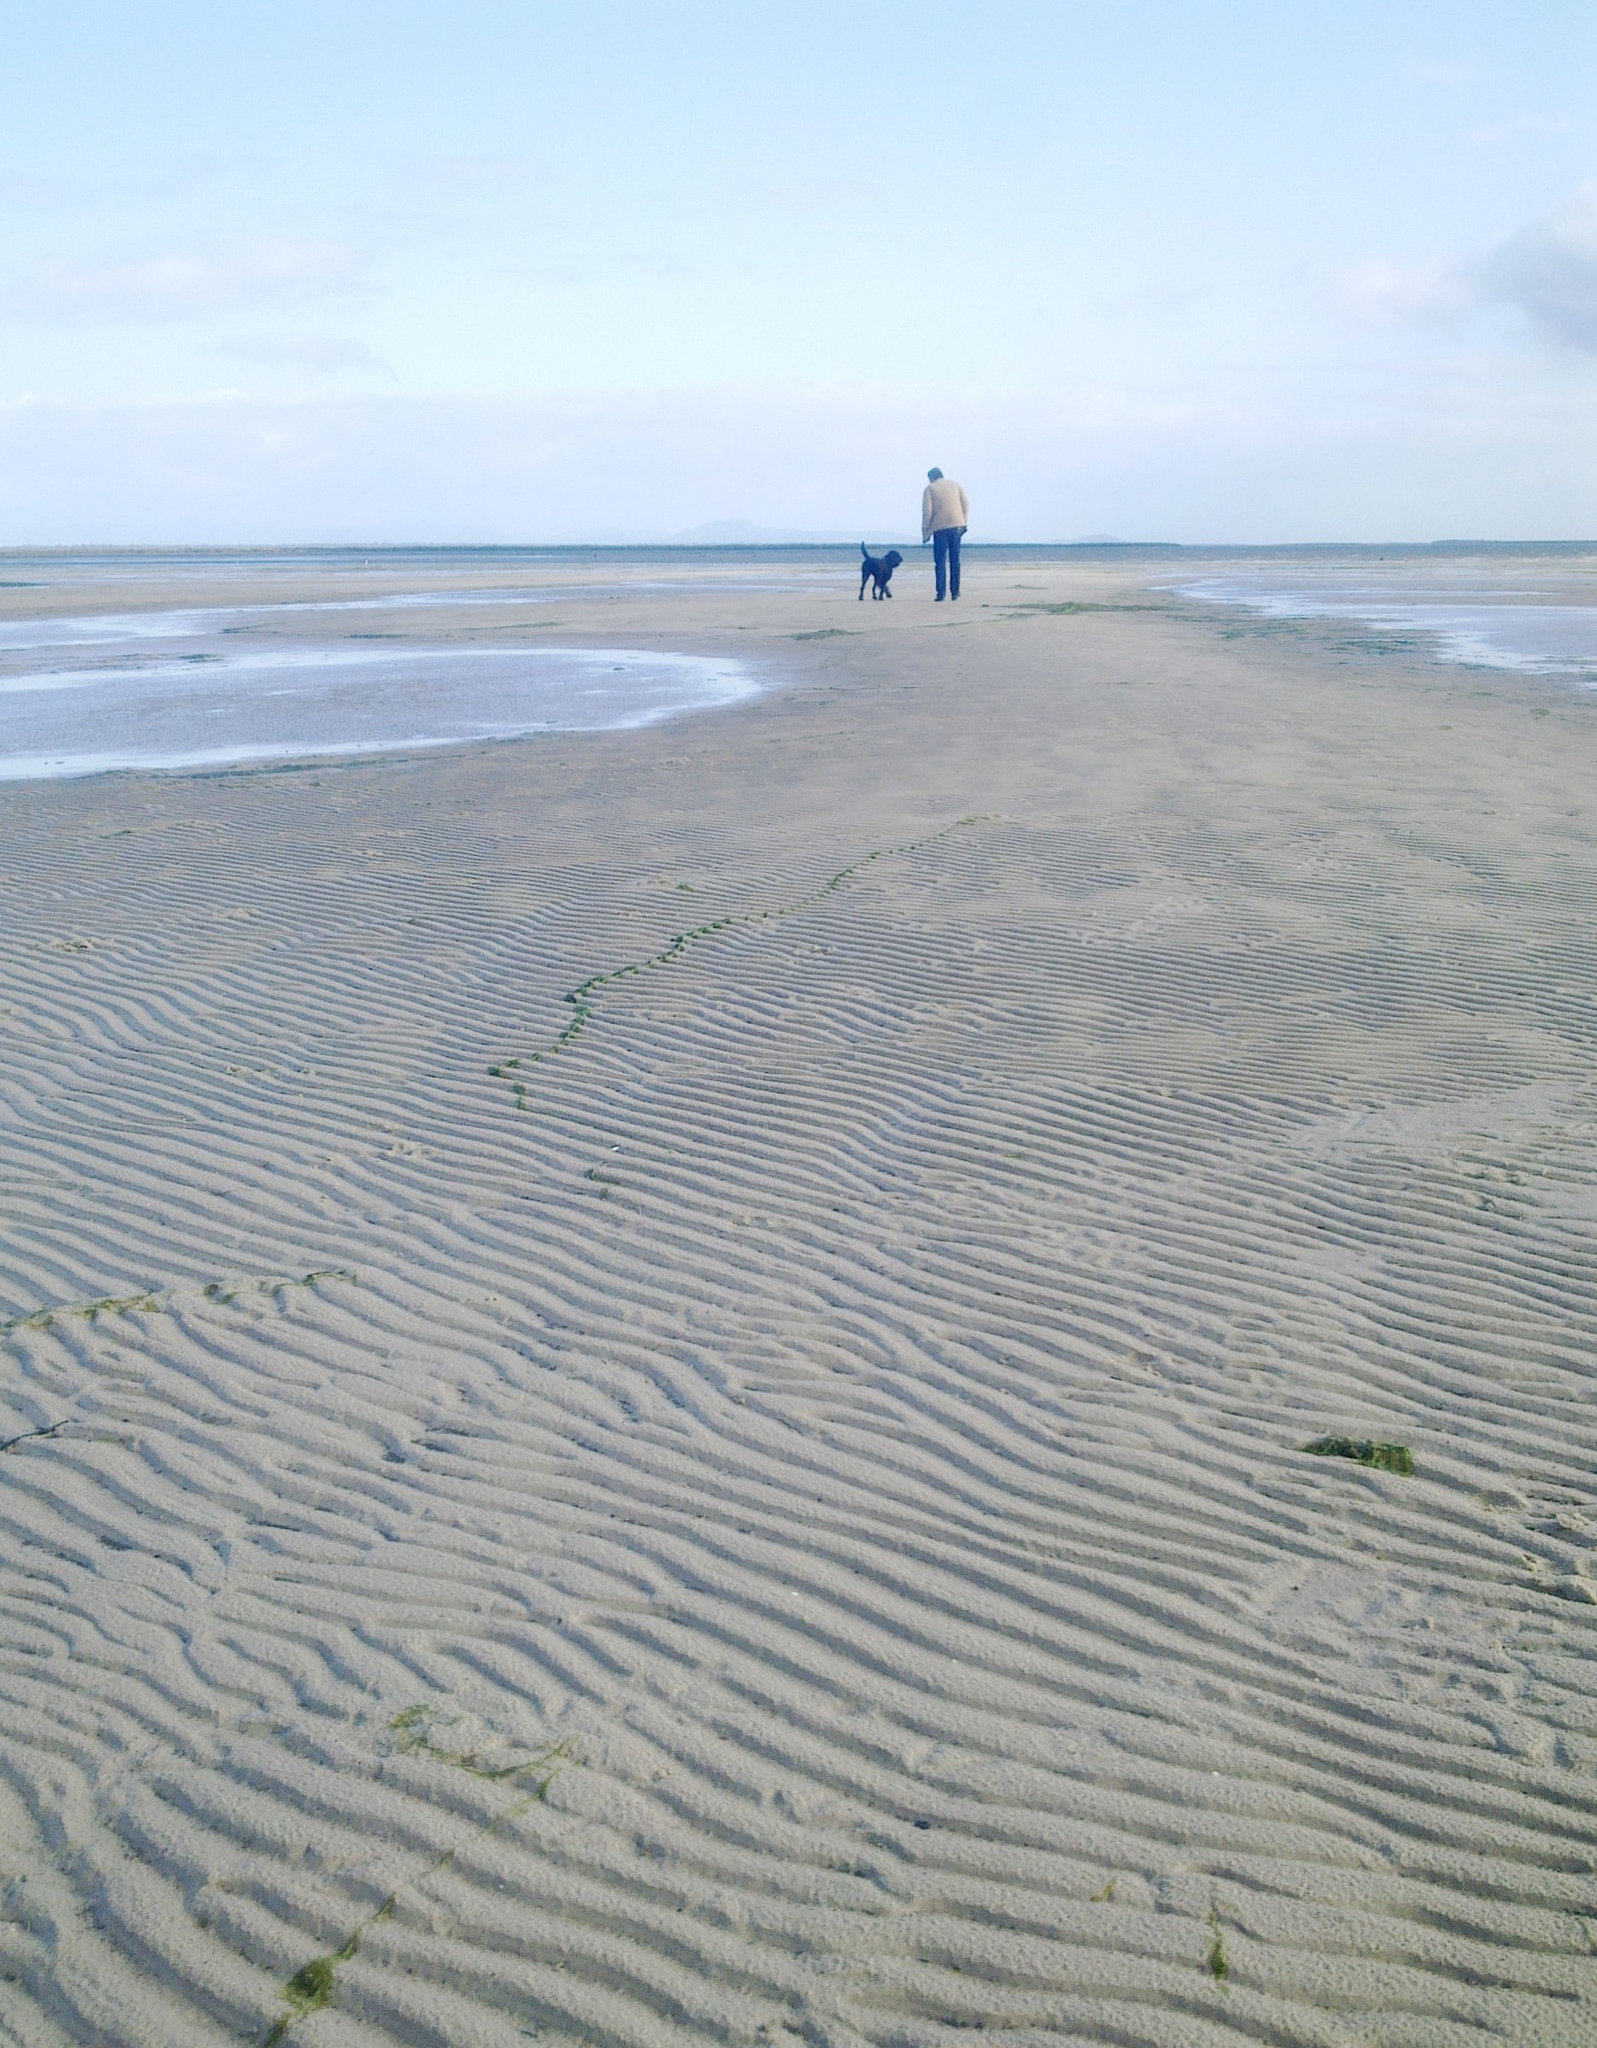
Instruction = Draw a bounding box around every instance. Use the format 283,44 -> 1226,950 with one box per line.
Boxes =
264,1932 -> 365,2044
1301,1435 -> 1414,1476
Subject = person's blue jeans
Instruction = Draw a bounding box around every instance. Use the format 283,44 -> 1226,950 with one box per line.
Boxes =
933,526 -> 963,600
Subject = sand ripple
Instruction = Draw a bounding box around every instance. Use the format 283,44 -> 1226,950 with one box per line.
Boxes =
2,760 -> 1596,2046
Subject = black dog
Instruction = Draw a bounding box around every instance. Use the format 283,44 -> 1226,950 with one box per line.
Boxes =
859,542 -> 903,600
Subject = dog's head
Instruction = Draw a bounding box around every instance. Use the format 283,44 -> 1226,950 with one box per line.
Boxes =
883,550 -> 903,571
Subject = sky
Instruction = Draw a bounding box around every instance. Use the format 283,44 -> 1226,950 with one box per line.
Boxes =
1,1 -> 1594,544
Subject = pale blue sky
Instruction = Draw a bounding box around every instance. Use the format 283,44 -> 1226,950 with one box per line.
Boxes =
2,2 -> 1593,542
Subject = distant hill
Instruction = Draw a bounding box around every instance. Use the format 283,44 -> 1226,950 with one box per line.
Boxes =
667,519 -> 914,546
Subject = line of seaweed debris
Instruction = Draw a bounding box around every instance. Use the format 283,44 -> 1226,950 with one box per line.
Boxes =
262,1720 -> 574,2045
1302,1435 -> 1414,1476
488,813 -> 993,1109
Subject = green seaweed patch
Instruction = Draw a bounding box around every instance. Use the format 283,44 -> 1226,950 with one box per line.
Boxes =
264,1914 -> 382,2047
206,1268 -> 354,1308
271,1267 -> 354,1297
4,1290 -> 159,1334
1207,1924 -> 1229,1981
264,1718 -> 573,2041
387,1703 -> 571,1786
6,1268 -> 353,1338
1302,1435 -> 1413,1476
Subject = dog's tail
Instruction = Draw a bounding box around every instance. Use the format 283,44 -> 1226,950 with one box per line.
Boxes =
860,541 -> 869,558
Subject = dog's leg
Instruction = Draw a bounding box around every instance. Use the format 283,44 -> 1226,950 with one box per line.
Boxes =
859,572 -> 867,600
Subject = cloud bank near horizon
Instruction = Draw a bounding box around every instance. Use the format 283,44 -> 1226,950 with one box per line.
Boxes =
2,370 -> 1590,549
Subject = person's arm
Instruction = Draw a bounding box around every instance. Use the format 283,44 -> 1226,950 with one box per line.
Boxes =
922,485 -> 934,542
956,484 -> 969,527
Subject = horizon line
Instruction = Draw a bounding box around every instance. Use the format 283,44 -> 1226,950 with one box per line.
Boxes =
3,537 -> 1594,557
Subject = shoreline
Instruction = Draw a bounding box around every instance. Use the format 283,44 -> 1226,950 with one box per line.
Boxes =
5,541 -> 1597,788
3,555 -> 1596,2046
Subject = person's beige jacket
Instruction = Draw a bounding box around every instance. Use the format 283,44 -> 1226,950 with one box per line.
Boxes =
922,476 -> 969,540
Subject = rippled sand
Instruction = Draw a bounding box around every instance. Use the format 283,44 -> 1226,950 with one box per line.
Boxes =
3,555 -> 1596,2047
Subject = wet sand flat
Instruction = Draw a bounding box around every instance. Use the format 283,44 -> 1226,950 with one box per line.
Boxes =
2,554 -> 1596,2047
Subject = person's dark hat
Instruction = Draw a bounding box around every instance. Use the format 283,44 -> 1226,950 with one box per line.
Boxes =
927,467 -> 943,481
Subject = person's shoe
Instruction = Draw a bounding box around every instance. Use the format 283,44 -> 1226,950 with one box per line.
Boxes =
935,593 -> 945,601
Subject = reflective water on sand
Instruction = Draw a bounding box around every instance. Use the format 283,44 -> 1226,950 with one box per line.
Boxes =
0,550 -> 770,779
1172,543 -> 1597,682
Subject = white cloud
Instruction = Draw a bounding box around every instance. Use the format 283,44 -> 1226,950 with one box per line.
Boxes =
217,335 -> 396,377
1464,113 -> 1573,145
2,374 -> 1593,548
0,155 -> 253,213
3,238 -> 373,325
404,152 -> 555,197
1337,191 -> 1597,358
1475,188 -> 1597,353
1336,260 -> 1465,325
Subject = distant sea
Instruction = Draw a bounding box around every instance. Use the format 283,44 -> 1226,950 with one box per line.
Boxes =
2,543 -> 1593,780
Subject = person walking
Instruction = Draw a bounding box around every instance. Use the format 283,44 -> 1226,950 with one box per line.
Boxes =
921,467 -> 969,601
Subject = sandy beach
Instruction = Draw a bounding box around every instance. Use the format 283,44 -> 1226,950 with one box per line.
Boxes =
2,552 -> 1596,2047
